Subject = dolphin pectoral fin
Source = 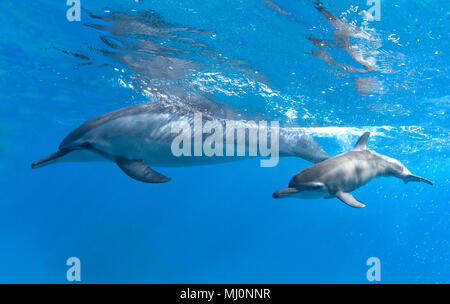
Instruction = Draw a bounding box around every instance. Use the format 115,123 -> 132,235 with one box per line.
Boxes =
335,191 -> 366,208
116,158 -> 171,183
404,174 -> 433,186
272,187 -> 299,199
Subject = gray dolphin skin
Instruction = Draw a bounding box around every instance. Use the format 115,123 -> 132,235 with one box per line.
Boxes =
31,101 -> 330,183
272,132 -> 433,208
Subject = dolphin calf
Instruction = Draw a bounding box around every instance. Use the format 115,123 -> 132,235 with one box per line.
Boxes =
272,132 -> 433,208
31,100 -> 330,183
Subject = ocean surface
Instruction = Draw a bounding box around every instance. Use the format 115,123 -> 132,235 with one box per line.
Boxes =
0,0 -> 448,283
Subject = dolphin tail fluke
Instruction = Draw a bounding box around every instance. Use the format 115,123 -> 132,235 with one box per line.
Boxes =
31,149 -> 71,169
404,174 -> 433,186
314,149 -> 331,163
116,158 -> 171,183
272,187 -> 299,199
300,140 -> 330,163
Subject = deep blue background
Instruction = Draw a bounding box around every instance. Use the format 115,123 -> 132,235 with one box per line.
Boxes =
0,0 -> 448,283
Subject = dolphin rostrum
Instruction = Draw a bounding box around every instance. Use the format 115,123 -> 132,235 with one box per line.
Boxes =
31,101 -> 330,183
272,132 -> 433,207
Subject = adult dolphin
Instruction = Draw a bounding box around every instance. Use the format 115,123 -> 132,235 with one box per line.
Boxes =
31,101 -> 330,183
273,132 -> 433,207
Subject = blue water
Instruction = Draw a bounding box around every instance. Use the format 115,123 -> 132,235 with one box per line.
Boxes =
0,0 -> 448,283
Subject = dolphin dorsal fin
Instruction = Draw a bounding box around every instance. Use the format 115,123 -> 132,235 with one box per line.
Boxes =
352,132 -> 370,151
